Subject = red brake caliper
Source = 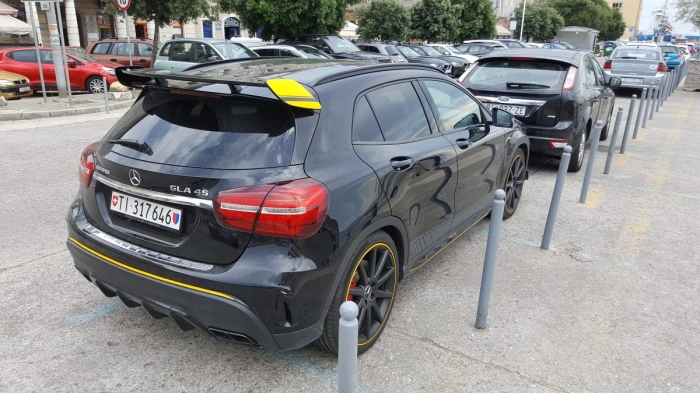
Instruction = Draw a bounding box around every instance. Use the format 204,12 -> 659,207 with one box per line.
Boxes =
346,273 -> 359,301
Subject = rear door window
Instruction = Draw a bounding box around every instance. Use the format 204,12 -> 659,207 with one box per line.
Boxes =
103,90 -> 296,169
8,50 -> 36,63
366,82 -> 431,141
91,42 -> 111,54
137,43 -> 153,57
109,42 -> 132,56
168,42 -> 194,62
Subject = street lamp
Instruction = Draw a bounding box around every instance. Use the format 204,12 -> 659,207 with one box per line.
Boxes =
519,0 -> 527,41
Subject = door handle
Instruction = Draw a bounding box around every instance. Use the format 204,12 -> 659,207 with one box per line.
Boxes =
455,138 -> 473,149
390,157 -> 415,171
139,59 -> 146,62
168,66 -> 174,68
110,58 -> 118,62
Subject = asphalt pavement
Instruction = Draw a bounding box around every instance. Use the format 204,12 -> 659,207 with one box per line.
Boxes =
1,82 -> 699,392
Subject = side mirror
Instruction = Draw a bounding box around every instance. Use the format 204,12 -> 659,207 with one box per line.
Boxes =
207,56 -> 220,62
492,108 -> 514,127
66,60 -> 77,68
608,77 -> 621,87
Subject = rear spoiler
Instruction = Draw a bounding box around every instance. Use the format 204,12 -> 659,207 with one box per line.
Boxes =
115,66 -> 321,110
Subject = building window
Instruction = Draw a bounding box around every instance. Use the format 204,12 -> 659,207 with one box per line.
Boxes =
612,2 -> 622,8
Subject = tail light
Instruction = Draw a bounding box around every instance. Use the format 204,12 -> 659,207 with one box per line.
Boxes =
603,60 -> 611,70
563,66 -> 578,91
657,62 -> 667,72
79,142 -> 99,188
213,178 -> 330,240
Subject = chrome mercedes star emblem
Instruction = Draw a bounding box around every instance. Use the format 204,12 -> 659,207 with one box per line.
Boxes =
498,96 -> 510,102
129,169 -> 141,186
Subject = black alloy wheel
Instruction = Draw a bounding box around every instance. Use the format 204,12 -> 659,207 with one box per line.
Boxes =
316,231 -> 398,354
503,148 -> 526,219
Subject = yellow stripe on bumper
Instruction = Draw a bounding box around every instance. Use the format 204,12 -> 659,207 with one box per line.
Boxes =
68,238 -> 234,301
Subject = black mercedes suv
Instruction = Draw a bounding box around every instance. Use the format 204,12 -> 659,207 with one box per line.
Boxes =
66,58 -> 528,353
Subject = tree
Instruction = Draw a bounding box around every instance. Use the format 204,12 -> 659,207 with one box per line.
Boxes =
677,0 -> 700,31
451,0 -> 497,41
355,0 -> 410,42
104,0 -> 218,66
546,0 -> 624,41
410,0 -> 458,42
514,0 -> 564,41
218,0 -> 358,41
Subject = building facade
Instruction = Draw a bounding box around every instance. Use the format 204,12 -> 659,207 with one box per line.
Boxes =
5,0 -> 248,48
607,0 -> 643,40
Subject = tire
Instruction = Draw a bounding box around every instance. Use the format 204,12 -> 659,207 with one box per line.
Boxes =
86,76 -> 105,94
568,129 -> 586,172
315,230 -> 398,354
503,148 -> 526,219
599,103 -> 614,141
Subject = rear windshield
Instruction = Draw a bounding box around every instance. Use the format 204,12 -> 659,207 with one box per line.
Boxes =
103,90 -> 296,169
659,46 -> 679,54
467,60 -> 566,88
384,46 -> 400,56
613,48 -> 660,60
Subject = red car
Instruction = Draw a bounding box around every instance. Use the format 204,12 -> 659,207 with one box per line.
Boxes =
0,47 -> 119,93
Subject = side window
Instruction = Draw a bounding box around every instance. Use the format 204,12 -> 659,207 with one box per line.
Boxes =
195,43 -> 216,63
367,46 -> 379,53
137,43 -> 153,57
8,50 -> 37,63
279,49 -> 300,57
366,82 -> 431,141
353,97 -> 384,142
433,46 -> 449,55
40,50 -> 54,64
91,42 -> 111,54
586,57 -> 599,86
591,57 -> 605,85
159,43 -> 171,57
255,48 -> 277,56
168,42 -> 193,62
507,42 -> 521,48
109,42 -> 130,56
423,80 -> 483,132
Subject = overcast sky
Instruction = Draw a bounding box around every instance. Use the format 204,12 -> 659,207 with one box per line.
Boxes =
638,0 -> 698,35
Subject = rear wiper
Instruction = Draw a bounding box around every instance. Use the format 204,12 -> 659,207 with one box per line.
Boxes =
107,139 -> 152,154
506,82 -> 550,89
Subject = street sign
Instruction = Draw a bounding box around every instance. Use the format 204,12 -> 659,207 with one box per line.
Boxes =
40,2 -> 49,10
508,12 -> 515,20
115,0 -> 131,11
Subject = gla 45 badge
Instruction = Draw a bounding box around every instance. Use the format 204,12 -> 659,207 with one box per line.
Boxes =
170,185 -> 209,196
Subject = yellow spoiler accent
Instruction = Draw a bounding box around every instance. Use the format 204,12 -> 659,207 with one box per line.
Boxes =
69,238 -> 234,301
266,79 -> 321,110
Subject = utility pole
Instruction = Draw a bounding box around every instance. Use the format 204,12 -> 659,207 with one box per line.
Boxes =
519,0 -> 527,42
47,2 -> 68,97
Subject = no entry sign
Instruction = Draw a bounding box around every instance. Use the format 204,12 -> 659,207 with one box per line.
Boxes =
115,0 -> 131,11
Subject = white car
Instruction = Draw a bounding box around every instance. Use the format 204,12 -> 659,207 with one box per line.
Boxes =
461,39 -> 508,49
677,44 -> 692,61
251,44 -> 333,59
426,44 -> 478,63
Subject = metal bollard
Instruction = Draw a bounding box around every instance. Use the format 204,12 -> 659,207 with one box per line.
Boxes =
649,84 -> 658,120
579,120 -> 604,204
102,76 -> 110,114
633,88 -> 646,139
604,107 -> 624,174
655,76 -> 664,112
475,189 -> 506,329
659,75 -> 667,107
663,72 -> 671,102
338,301 -> 358,393
620,95 -> 636,154
541,145 -> 572,250
642,84 -> 653,128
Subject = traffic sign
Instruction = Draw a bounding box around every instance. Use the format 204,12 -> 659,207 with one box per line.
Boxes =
115,0 -> 131,11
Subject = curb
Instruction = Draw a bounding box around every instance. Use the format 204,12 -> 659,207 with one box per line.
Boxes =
0,100 -> 134,121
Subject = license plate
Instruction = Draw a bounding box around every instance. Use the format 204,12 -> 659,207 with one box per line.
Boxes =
110,191 -> 182,230
621,78 -> 643,84
484,103 -> 526,116
19,86 -> 30,92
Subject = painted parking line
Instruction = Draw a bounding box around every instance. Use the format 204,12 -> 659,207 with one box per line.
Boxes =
661,151 -> 700,159
70,298 -> 123,325
580,186 -> 604,209
612,152 -> 630,167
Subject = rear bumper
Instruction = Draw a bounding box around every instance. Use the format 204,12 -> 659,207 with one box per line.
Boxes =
604,72 -> 663,89
524,120 -> 575,156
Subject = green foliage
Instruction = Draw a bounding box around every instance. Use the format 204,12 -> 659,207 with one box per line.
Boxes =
676,0 -> 700,31
410,0 -> 457,42
546,0 -> 624,41
451,0 -> 497,41
355,0 -> 410,41
514,1 -> 564,41
218,0 -> 358,41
